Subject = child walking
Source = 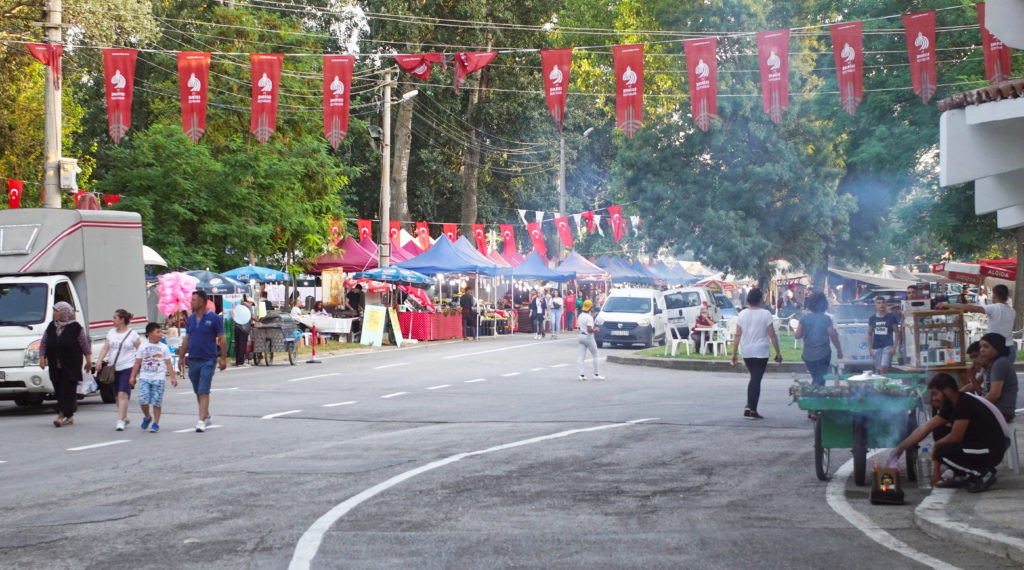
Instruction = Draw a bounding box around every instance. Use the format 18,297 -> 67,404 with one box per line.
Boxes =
130,323 -> 177,433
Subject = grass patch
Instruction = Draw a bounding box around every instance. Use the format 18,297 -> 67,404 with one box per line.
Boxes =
634,331 -> 805,362
293,341 -> 367,357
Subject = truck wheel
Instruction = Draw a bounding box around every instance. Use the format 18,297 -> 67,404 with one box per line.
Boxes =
14,394 -> 45,407
99,382 -> 117,404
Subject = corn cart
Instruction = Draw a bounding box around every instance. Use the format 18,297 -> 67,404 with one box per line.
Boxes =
249,313 -> 300,366
793,374 -> 927,485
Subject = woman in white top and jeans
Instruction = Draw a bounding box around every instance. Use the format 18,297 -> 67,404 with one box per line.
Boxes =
730,289 -> 782,420
95,309 -> 141,431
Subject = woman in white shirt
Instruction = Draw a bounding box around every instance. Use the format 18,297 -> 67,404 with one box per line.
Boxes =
730,289 -> 782,420
95,309 -> 142,431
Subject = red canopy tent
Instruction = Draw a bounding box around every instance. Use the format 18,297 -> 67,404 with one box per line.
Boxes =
310,235 -> 378,273
502,250 -> 526,267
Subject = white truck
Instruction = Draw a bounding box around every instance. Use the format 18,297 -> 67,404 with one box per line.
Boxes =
0,209 -> 148,406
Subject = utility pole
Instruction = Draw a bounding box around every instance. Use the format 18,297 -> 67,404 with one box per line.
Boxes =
378,70 -> 393,268
558,135 -> 566,216
42,0 -> 63,208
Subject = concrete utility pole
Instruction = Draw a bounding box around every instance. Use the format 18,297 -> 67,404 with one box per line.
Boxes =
42,0 -> 63,208
378,71 -> 393,268
558,136 -> 566,217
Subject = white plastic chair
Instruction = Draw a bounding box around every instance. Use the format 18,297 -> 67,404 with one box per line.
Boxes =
1006,415 -> 1022,476
706,318 -> 736,357
790,318 -> 802,349
665,326 -> 693,357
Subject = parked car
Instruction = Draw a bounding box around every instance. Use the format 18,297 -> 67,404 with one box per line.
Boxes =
714,294 -> 738,319
594,288 -> 667,348
662,286 -> 721,335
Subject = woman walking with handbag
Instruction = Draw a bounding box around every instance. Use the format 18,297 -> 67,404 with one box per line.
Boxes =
38,302 -> 92,427
95,309 -> 141,431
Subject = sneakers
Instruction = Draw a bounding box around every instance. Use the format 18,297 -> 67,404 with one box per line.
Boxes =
579,375 -> 587,381
149,423 -> 159,433
593,374 -> 605,380
936,475 -> 970,488
195,420 -> 206,433
140,416 -> 152,430
744,408 -> 765,420
115,419 -> 126,431
967,470 -> 997,493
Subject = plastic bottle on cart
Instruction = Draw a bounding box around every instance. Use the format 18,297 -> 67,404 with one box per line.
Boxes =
917,446 -> 933,489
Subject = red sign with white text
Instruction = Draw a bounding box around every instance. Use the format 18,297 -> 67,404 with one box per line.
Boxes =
830,22 -> 863,116
903,11 -> 937,103
757,30 -> 790,123
103,49 -> 138,143
250,54 -> 284,143
324,55 -> 353,149
541,49 -> 573,131
178,52 -> 210,143
978,3 -> 1013,84
613,45 -> 644,139
684,38 -> 718,131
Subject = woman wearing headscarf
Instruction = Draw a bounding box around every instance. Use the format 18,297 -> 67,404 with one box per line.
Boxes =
39,302 -> 92,427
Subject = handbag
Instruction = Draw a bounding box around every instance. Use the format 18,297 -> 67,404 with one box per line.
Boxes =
97,332 -> 129,385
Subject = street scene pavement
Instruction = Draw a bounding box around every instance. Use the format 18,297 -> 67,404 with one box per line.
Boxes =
1,335 -> 1018,569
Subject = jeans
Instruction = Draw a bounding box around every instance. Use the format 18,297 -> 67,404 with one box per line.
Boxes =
564,311 -> 576,331
531,315 -> 545,337
550,309 -> 563,334
187,358 -> 216,394
804,355 -> 831,386
744,357 -> 769,411
578,335 -> 599,376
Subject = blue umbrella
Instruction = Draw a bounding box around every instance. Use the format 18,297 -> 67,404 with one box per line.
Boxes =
353,266 -> 435,288
222,265 -> 288,282
184,270 -> 251,295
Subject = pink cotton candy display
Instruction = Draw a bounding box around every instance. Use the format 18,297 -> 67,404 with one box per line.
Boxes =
157,272 -> 198,315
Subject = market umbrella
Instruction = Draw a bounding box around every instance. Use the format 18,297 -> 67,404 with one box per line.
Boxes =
398,285 -> 435,312
184,270 -> 251,295
695,279 -> 738,292
353,266 -> 436,288
222,265 -> 288,282
344,277 -> 391,294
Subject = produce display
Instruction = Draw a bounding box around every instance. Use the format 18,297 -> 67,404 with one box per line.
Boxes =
788,378 -> 920,403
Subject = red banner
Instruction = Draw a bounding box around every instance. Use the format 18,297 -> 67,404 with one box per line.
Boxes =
757,30 -> 790,123
357,219 -> 372,241
471,223 -> 487,255
581,211 -> 595,232
415,222 -> 431,250
442,223 -> 458,241
554,216 -> 573,248
6,179 -> 23,209
102,194 -> 121,207
903,11 -> 937,104
26,43 -> 62,91
103,49 -> 138,143
607,205 -> 625,243
389,221 -> 401,243
395,53 -> 445,80
683,38 -> 718,131
329,219 -> 343,245
526,222 -> 547,256
613,44 -> 644,139
250,54 -> 283,143
177,52 -> 210,143
978,3 -> 1012,84
323,55 -> 353,149
541,48 -> 572,131
500,224 -> 517,255
453,51 -> 496,91
829,22 -> 863,116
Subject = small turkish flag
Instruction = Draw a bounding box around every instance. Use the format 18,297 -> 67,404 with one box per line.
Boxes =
389,221 -> 401,243
7,179 -> 24,209
554,216 -> 573,248
442,223 -> 458,241
471,223 -> 486,255
415,222 -> 431,250
395,53 -> 445,80
607,205 -> 625,243
500,224 -> 517,255
453,51 -> 497,91
329,219 -> 343,246
357,219 -> 372,241
527,222 -> 547,257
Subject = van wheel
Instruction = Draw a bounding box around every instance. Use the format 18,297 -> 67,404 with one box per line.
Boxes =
643,336 -> 654,348
657,335 -> 667,346
14,394 -> 45,407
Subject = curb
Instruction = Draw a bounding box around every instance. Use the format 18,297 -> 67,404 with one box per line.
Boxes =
606,354 -> 808,373
914,488 -> 1024,565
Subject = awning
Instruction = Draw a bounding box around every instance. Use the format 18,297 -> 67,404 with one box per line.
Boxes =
828,267 -> 915,289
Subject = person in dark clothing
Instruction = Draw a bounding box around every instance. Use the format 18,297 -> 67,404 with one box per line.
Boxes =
345,284 -> 364,314
796,293 -> 843,386
459,290 -> 478,340
38,301 -> 92,427
529,291 -> 547,339
234,297 -> 255,366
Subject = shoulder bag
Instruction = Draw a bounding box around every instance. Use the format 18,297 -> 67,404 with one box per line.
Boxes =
97,331 -> 130,385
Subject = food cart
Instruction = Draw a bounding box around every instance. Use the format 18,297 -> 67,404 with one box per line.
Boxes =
249,313 -> 300,366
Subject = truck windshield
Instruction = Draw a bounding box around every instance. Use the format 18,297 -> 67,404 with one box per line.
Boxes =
0,283 -> 48,325
603,297 -> 652,314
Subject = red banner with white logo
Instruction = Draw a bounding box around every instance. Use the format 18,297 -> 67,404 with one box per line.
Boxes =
829,22 -> 863,116
684,38 -> 718,131
329,219 -> 343,246
903,11 -> 937,104
389,221 -> 401,243
357,219 -> 372,241
500,224 -> 517,255
978,3 -> 1013,84
395,53 -> 445,80
757,30 -> 790,123
6,179 -> 23,209
613,44 -> 644,139
442,223 -> 458,241
526,222 -> 547,256
415,222 -> 431,250
250,54 -> 283,143
453,51 -> 496,91
103,194 -> 121,207
26,43 -> 62,91
554,216 -> 573,248
471,223 -> 487,255
541,49 -> 572,131
607,205 -> 625,243
177,52 -> 210,143
103,49 -> 138,143
323,55 -> 353,149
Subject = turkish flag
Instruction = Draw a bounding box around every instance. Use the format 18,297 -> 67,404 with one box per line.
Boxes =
102,194 -> 121,207
357,219 -> 372,241
541,48 -> 572,131
177,52 -> 211,143
415,222 -> 431,250
830,22 -> 863,116
554,216 -> 573,248
471,224 -> 487,255
684,38 -> 718,131
442,223 -> 458,241
7,179 -> 24,209
324,55 -> 353,149
500,224 -> 517,255
26,43 -> 62,91
527,222 -> 547,257
607,205 -> 625,243
250,54 -> 284,143
395,53 -> 445,80
389,220 -> 401,242
329,219 -> 343,246
103,49 -> 138,143
757,30 -> 790,123
903,11 -> 937,104
978,3 -> 1013,84
453,51 -> 496,91
581,211 -> 595,232
613,45 -> 644,139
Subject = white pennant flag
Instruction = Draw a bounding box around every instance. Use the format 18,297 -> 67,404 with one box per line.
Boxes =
535,210 -> 545,224
572,213 -> 583,234
594,214 -> 604,236
517,209 -> 529,225
629,215 -> 640,236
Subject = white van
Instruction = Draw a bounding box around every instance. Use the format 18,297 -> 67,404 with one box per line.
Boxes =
663,287 -> 721,335
594,288 -> 667,348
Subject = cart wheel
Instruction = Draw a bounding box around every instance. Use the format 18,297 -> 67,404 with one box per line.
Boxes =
265,340 -> 274,366
814,417 -> 831,481
853,420 -> 868,486
905,446 -> 919,482
287,341 -> 296,365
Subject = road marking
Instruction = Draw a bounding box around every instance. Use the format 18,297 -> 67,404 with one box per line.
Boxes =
323,401 -> 357,407
550,363 -> 568,368
261,410 -> 302,420
501,372 -> 520,377
173,424 -> 223,433
465,378 -> 487,383
289,373 -> 342,382
442,341 -> 564,360
380,392 -> 408,399
426,384 -> 451,390
211,387 -> 239,392
825,454 -> 960,570
373,363 -> 407,370
289,418 -> 657,570
529,367 -> 544,372
67,440 -> 130,452
916,487 -> 1024,558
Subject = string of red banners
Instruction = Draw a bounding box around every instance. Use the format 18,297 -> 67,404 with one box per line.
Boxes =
3,179 -> 122,209
20,5 -> 1014,145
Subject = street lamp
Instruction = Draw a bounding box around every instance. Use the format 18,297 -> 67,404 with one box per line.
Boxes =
369,76 -> 418,268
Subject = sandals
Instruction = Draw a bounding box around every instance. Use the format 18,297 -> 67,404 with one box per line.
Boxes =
61,417 -> 74,426
53,418 -> 62,428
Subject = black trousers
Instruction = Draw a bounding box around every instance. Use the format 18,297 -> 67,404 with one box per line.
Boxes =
936,441 -> 1005,477
51,367 -> 78,418
462,308 -> 477,339
744,357 -> 769,411
234,326 -> 249,365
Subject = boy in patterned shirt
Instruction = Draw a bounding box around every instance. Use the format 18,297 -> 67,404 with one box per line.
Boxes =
130,323 -> 177,433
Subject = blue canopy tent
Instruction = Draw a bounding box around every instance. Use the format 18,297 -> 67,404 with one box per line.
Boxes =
396,235 -> 498,276
556,251 -> 610,282
603,258 -> 651,284
661,261 -> 699,283
627,259 -> 664,285
507,251 -> 575,283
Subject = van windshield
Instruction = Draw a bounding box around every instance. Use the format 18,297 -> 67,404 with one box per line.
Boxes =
0,283 -> 48,325
665,292 -> 701,309
603,297 -> 652,314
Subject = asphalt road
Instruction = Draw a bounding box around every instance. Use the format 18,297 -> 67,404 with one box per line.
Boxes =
0,335 -> 1015,569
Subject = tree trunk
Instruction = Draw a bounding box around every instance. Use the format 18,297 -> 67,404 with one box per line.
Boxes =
390,81 -> 414,225
1014,226 -> 1024,330
460,70 -> 483,226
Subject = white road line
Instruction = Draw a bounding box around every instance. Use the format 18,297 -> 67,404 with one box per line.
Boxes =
67,440 -> 130,452
323,401 -> 357,407
501,372 -> 520,377
289,418 -> 658,570
426,384 -> 451,390
288,373 -> 342,382
529,367 -> 545,372
825,454 -> 960,570
261,410 -> 302,420
373,363 -> 408,370
465,378 -> 487,383
550,363 -> 569,368
380,392 -> 408,399
173,424 -> 223,433
210,387 -> 239,392
0,460 -> 7,464
442,341 -> 564,360
917,488 -> 1024,558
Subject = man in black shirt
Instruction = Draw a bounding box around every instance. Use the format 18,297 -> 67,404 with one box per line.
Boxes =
344,284 -> 364,314
867,297 -> 901,373
459,289 -> 477,340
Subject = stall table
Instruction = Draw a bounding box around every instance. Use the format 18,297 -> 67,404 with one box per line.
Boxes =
294,315 -> 358,343
397,312 -> 464,341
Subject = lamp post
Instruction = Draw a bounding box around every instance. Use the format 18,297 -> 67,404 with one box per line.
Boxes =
372,72 -> 418,269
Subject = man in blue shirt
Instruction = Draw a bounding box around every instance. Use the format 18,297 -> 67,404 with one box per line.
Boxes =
178,290 -> 226,432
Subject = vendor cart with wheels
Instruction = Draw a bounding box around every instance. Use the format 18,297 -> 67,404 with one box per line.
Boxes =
250,314 -> 299,366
